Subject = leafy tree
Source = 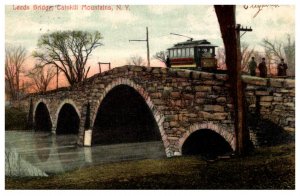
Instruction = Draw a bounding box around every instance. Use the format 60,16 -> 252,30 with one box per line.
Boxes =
33,30 -> 103,86
5,45 -> 27,100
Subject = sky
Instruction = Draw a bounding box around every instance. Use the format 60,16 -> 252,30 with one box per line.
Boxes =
5,4 -> 295,76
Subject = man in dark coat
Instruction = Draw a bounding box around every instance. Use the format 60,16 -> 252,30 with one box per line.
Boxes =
277,58 -> 288,76
258,58 -> 267,78
165,55 -> 171,68
248,57 -> 257,76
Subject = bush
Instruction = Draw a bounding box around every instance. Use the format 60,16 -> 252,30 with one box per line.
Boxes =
5,107 -> 28,130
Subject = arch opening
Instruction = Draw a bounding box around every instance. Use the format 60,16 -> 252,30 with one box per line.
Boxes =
34,102 -> 52,132
56,103 -> 80,135
92,85 -> 161,145
182,129 -> 233,159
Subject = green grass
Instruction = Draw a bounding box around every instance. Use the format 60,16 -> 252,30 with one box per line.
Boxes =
5,143 -> 295,189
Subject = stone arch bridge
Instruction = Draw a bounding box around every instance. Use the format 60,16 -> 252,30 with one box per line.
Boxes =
21,65 -> 295,157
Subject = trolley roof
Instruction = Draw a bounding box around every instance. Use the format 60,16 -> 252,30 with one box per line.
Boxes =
168,39 -> 217,49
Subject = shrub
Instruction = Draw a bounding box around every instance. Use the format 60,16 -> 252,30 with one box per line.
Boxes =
5,107 -> 28,130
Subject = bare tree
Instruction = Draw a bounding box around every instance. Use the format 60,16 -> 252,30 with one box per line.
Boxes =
219,43 -> 258,73
264,49 -> 275,76
261,38 -> 284,59
127,55 -> 146,66
252,51 -> 264,62
33,30 -> 103,86
216,47 -> 226,70
261,35 -> 295,76
284,34 -> 295,76
27,64 -> 56,93
261,38 -> 282,75
217,44 -> 255,72
153,51 -> 167,66
241,42 -> 255,72
5,45 -> 27,100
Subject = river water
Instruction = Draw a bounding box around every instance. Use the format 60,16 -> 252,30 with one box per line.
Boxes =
5,131 -> 166,176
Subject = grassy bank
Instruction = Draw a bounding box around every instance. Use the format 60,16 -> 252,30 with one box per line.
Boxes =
5,143 -> 295,189
5,107 -> 28,130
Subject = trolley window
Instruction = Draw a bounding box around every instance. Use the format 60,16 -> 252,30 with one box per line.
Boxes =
177,49 -> 181,57
186,48 -> 190,57
173,49 -> 177,57
190,48 -> 194,57
182,48 -> 186,57
169,50 -> 173,58
202,47 -> 213,58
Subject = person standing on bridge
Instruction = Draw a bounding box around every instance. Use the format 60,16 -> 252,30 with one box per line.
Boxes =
258,58 -> 267,78
248,57 -> 257,76
166,55 -> 171,68
277,58 -> 288,76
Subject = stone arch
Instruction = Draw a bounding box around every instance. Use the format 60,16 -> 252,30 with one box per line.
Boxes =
54,99 -> 81,135
33,99 -> 53,126
91,78 -> 167,149
33,99 -> 53,132
177,122 -> 236,155
54,99 -> 81,129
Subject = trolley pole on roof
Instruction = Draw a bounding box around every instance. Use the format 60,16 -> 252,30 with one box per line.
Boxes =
129,27 -> 150,67
170,33 -> 193,41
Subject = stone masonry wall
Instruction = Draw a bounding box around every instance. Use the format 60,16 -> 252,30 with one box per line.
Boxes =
22,65 -> 236,157
242,75 -> 295,146
18,67 -> 295,157
242,76 -> 295,132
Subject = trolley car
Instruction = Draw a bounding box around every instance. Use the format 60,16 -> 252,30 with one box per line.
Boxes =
167,39 -> 218,71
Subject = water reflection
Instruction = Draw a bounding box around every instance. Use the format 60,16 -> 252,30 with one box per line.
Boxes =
56,135 -> 85,171
5,131 -> 166,176
34,133 -> 52,162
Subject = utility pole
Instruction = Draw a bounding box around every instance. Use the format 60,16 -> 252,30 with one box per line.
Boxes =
56,66 -> 59,90
215,5 -> 254,155
146,27 -> 150,67
235,24 -> 252,154
129,27 -> 150,67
